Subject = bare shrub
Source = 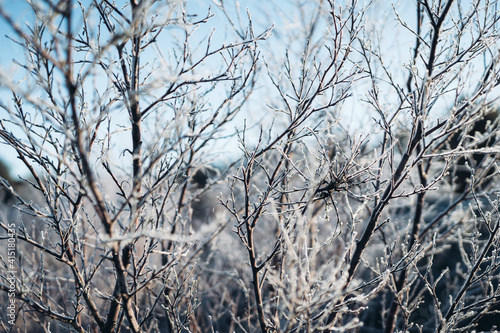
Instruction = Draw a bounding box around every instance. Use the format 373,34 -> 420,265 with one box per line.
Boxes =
0,0 -> 499,332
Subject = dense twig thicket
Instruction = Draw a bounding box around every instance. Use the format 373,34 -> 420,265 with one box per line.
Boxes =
0,0 -> 499,332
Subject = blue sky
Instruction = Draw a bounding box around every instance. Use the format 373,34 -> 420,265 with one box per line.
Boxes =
0,1 -> 30,176
0,0 -> 426,178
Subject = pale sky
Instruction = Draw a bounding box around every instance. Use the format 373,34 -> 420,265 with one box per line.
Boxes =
0,0 -> 435,179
